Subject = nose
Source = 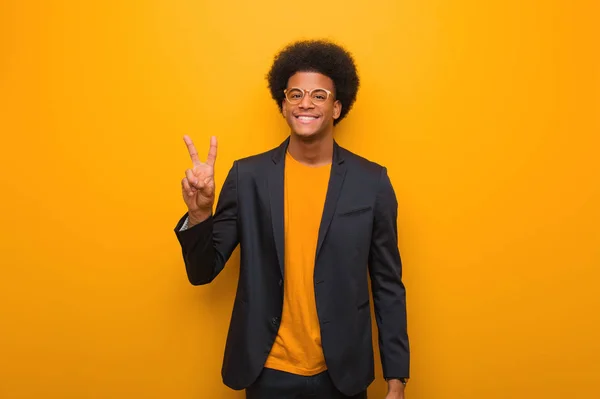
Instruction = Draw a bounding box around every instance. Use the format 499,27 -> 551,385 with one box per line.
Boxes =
298,93 -> 315,109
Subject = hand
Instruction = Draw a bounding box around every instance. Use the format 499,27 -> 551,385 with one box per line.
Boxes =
181,135 -> 217,225
385,379 -> 406,399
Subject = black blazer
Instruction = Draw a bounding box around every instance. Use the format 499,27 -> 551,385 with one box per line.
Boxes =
174,137 -> 409,396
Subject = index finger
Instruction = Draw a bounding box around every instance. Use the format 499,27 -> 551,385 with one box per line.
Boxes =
183,135 -> 201,166
206,136 -> 217,167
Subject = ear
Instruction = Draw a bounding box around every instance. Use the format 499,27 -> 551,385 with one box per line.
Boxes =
333,100 -> 342,120
282,99 -> 288,118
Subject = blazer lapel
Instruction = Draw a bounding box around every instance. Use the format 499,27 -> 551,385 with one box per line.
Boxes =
316,141 -> 347,258
268,137 -> 289,277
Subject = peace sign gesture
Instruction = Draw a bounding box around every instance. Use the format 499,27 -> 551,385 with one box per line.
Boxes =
181,135 -> 217,224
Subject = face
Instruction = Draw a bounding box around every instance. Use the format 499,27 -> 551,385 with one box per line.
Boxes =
282,72 -> 342,140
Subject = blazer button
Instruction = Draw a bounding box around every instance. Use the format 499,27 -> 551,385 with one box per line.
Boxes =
278,279 -> 283,287
272,316 -> 280,325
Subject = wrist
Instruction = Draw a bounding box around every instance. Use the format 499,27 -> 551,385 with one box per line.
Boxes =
188,209 -> 211,226
386,378 -> 407,391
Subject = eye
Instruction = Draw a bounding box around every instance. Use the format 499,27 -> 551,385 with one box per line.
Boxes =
311,89 -> 328,101
286,88 -> 304,101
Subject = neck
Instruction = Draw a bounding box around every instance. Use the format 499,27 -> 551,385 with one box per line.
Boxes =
287,132 -> 334,166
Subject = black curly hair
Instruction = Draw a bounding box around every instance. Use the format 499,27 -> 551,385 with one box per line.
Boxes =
267,40 -> 360,126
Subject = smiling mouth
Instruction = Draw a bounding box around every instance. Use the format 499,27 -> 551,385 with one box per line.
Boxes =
295,115 -> 319,123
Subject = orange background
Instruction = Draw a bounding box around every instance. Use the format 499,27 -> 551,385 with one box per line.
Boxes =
1,1 -> 599,398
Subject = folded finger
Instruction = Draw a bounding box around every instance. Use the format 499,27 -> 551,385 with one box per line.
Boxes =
182,177 -> 196,196
185,169 -> 200,188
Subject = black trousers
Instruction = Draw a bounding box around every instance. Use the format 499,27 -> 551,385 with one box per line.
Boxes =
245,368 -> 368,399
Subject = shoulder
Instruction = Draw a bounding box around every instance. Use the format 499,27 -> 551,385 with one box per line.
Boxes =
338,145 -> 397,201
235,148 -> 274,167
338,145 -> 387,178
228,144 -> 280,179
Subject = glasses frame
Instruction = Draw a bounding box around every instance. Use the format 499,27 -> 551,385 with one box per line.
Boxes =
283,87 -> 333,105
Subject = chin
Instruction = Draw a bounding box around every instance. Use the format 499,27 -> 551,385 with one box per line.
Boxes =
290,121 -> 323,137
291,129 -> 322,141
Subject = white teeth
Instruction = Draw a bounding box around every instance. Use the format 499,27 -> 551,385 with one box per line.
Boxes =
297,116 -> 317,120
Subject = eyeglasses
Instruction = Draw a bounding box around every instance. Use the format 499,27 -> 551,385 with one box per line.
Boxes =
284,87 -> 333,105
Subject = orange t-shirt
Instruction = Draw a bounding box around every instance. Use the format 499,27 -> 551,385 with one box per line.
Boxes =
264,151 -> 331,376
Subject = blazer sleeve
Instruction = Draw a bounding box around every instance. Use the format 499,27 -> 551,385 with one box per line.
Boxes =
368,166 -> 410,379
174,161 -> 239,285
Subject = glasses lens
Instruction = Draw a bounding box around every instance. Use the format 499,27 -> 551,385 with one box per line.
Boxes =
310,89 -> 329,104
286,88 -> 304,103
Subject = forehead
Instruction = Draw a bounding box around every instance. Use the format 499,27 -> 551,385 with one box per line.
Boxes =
287,72 -> 335,90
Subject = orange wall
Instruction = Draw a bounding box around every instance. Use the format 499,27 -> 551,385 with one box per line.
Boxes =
1,1 -> 599,398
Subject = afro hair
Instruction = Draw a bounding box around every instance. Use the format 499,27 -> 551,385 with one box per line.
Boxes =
267,39 -> 360,126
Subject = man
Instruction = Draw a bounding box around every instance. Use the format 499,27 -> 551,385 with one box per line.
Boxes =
175,40 -> 409,399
